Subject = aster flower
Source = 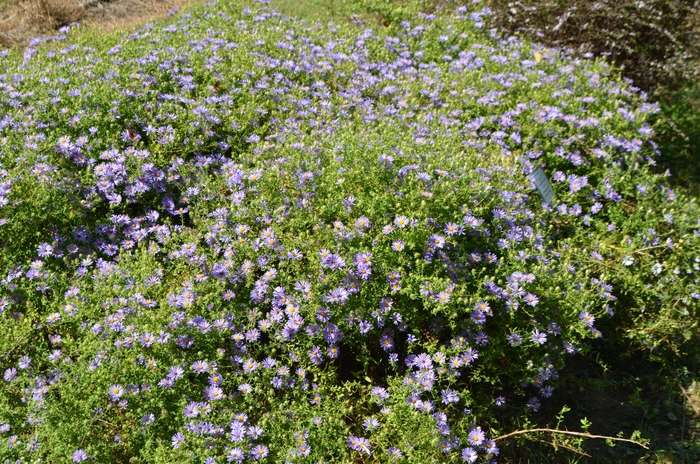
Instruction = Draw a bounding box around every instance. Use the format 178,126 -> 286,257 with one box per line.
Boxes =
109,385 -> 124,401
251,444 -> 269,459
441,389 -> 459,404
171,432 -> 185,449
139,332 -> 154,347
467,427 -> 485,446
3,368 -> 17,382
227,447 -> 245,462
204,385 -> 224,400
192,360 -> 209,373
579,312 -> 595,327
527,396 -> 542,412
391,240 -> 405,251
238,384 -> 252,394
531,330 -> 547,345
363,416 -> 380,431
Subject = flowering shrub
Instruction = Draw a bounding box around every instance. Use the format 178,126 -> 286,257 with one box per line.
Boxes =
0,0 -> 698,462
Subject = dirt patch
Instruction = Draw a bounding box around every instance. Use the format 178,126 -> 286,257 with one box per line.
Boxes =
0,0 -> 205,49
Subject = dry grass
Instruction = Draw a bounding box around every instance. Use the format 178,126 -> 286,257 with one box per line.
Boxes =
0,0 -> 86,47
81,0 -> 205,34
0,0 -> 205,49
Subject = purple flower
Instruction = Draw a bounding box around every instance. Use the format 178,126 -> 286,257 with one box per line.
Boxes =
251,444 -> 269,460
347,435 -> 372,455
429,234 -> 445,248
248,425 -> 263,439
139,332 -> 154,347
324,287 -> 349,304
362,417 -> 380,430
527,396 -> 541,412
183,402 -> 199,418
238,383 -> 252,394
391,241 -> 405,251
441,389 -> 459,404
461,447 -> 478,463
37,243 -> 54,257
483,439 -> 499,455
204,385 -> 224,400
579,312 -> 595,327
563,340 -> 579,354
436,291 -> 450,303
355,217 -> 371,229
532,330 -> 547,345
3,368 -> 16,382
467,427 -> 485,446
109,384 -> 124,400
524,293 -> 539,306
371,387 -> 389,402
228,447 -> 245,461
171,432 -> 185,449
72,449 -> 88,462
191,360 -> 209,373
308,346 -> 324,365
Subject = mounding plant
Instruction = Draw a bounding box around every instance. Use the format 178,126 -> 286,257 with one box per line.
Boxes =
0,0 -> 697,462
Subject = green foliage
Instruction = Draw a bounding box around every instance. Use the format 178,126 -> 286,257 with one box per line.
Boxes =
650,82 -> 700,196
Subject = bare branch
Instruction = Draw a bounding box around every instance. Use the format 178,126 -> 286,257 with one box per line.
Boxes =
678,382 -> 700,416
494,428 -> 649,449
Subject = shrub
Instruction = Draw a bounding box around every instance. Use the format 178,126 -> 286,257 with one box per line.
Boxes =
0,1 -> 697,462
484,0 -> 700,203
485,0 -> 700,93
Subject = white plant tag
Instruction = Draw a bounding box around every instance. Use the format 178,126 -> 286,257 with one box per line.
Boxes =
528,166 -> 555,206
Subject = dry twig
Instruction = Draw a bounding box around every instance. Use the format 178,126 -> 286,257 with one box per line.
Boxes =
494,428 -> 649,449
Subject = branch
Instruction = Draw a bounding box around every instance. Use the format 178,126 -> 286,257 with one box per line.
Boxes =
494,428 -> 649,449
678,382 -> 700,416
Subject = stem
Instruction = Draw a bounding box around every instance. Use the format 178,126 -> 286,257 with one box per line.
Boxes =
494,428 -> 649,449
678,382 -> 700,416
630,244 -> 668,255
681,411 -> 686,464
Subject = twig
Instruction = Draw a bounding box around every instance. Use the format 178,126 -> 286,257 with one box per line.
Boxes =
629,244 -> 668,256
0,13 -> 18,23
681,410 -> 686,464
494,428 -> 649,449
94,417 -> 117,427
678,382 -> 700,416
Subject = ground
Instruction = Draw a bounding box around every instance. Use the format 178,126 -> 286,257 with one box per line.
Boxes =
0,0 -> 207,48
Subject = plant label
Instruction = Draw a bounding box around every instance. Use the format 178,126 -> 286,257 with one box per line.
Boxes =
529,166 -> 555,206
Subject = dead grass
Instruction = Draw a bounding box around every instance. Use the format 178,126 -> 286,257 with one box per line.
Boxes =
81,0 -> 205,34
0,0 -> 86,47
0,0 -> 205,49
